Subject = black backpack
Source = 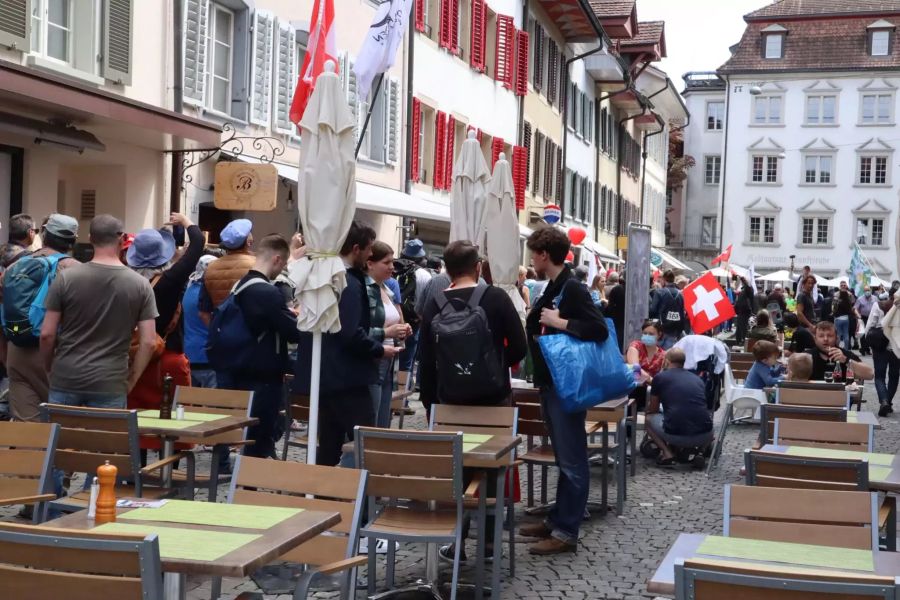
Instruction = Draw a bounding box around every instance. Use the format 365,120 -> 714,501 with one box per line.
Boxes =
866,326 -> 890,353
659,287 -> 685,331
431,284 -> 506,404
394,258 -> 421,328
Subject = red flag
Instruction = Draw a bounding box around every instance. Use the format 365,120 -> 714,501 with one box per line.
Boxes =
710,244 -> 732,266
683,273 -> 736,334
289,0 -> 338,125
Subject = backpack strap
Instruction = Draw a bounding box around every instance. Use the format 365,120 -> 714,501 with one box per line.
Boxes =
231,277 -> 270,295
467,283 -> 489,310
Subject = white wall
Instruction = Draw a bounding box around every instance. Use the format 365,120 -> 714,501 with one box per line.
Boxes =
682,88 -> 726,245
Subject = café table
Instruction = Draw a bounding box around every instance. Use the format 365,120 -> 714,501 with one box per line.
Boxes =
758,444 -> 900,493
137,409 -> 257,490
42,498 -> 340,600
647,532 -> 900,596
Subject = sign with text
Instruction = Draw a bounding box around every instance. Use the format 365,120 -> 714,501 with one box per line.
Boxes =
214,162 -> 278,211
623,223 -> 651,353
684,273 -> 736,334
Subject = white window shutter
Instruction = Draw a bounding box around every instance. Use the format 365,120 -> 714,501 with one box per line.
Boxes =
249,10 -> 275,126
272,21 -> 296,134
102,0 -> 133,85
0,0 -> 30,50
183,0 -> 209,106
387,77 -> 400,165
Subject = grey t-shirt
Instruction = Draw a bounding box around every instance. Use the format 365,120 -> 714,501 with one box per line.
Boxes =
45,262 -> 158,395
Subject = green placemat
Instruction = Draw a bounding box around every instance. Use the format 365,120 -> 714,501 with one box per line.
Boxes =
137,410 -> 228,423
122,500 -> 302,529
869,465 -> 893,482
697,535 -> 874,572
463,443 -> 481,453
463,433 -> 492,444
93,522 -> 260,562
137,417 -> 196,430
784,446 -> 895,466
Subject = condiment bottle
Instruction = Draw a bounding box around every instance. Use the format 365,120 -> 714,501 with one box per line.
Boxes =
95,460 -> 117,524
159,373 -> 174,419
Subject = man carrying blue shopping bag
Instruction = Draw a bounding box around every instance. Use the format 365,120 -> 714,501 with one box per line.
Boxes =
521,227 -> 609,555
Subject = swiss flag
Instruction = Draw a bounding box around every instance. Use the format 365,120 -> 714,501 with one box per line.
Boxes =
710,244 -> 732,266
683,273 -> 736,335
289,0 -> 338,126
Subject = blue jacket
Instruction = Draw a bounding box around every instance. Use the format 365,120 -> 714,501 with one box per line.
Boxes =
293,266 -> 384,394
183,281 -> 208,365
744,361 -> 784,390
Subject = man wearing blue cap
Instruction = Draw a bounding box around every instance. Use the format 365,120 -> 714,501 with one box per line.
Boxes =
199,219 -> 255,323
394,239 -> 432,380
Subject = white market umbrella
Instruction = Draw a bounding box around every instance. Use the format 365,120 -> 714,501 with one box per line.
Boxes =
703,267 -> 732,278
289,60 -> 357,464
449,130 -> 491,244
481,152 -> 525,319
820,275 -> 848,287
756,269 -> 793,282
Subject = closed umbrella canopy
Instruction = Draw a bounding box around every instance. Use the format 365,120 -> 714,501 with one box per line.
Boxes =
481,152 -> 525,318
449,130 -> 491,244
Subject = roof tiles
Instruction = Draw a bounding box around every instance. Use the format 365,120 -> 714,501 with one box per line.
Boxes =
746,0 -> 900,20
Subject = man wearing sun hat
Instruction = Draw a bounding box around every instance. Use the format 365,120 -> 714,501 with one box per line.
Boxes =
199,218 -> 255,323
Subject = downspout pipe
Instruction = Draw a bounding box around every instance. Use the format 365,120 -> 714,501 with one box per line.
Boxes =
170,0 -> 184,215
403,6 -> 416,195
717,74 -> 731,254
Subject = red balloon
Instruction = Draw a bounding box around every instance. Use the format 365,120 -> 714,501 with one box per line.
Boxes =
567,226 -> 587,246
565,251 -> 575,263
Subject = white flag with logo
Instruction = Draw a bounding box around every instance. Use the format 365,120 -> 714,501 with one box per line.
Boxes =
748,263 -> 758,293
354,0 -> 413,102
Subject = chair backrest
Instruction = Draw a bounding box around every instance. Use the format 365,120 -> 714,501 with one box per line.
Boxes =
0,522 -> 164,600
286,392 -> 310,423
776,387 -> 850,409
724,484 -> 878,550
172,386 -> 254,445
0,421 -> 59,506
41,404 -> 142,483
774,417 -> 873,452
355,427 -> 463,516
731,352 -> 754,363
675,558 -> 896,600
227,455 -> 366,568
777,381 -> 846,391
758,404 -> 847,446
512,388 -> 549,448
429,404 -> 518,437
744,449 -> 868,491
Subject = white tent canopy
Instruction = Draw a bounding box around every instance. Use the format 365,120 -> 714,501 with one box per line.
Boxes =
755,269 -> 793,282
703,267 -> 731,278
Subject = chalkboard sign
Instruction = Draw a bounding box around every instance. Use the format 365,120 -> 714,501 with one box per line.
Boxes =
623,223 -> 651,353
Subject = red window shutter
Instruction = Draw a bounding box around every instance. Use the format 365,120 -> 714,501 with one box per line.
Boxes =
491,137 -> 504,169
470,0 -> 486,72
495,15 -> 514,88
444,115 -> 456,189
451,0 -> 460,52
476,128 -> 483,143
522,122 -> 532,187
512,145 -> 527,210
439,0 -> 452,49
514,29 -> 529,96
415,0 -> 425,32
434,110 -> 447,189
410,99 -> 422,183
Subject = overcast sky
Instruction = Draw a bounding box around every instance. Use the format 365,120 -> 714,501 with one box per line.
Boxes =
635,0 -> 773,90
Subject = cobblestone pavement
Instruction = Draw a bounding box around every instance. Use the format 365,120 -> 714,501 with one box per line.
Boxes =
7,359 -> 897,600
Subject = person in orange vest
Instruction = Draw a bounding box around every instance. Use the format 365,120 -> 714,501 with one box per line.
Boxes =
198,219 -> 254,324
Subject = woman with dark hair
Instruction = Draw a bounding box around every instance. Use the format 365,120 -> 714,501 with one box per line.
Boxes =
734,278 -> 756,345
625,320 -> 666,411
747,309 -> 778,344
832,289 -> 856,350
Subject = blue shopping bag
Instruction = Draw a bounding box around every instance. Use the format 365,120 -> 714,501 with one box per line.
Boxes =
538,330 -> 635,413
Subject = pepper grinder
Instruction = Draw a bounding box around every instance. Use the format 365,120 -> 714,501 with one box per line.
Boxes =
95,460 -> 118,524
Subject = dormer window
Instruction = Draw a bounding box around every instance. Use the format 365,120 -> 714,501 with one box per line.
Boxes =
761,24 -> 787,59
868,20 -> 895,56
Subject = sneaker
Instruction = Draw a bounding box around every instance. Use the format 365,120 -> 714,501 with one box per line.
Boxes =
438,544 -> 468,564
528,537 -> 577,556
519,522 -> 553,538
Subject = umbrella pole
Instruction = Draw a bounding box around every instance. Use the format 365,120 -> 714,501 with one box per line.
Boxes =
354,73 -> 385,158
307,331 -> 322,465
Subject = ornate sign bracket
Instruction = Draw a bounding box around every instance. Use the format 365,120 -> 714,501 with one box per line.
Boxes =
166,122 -> 286,184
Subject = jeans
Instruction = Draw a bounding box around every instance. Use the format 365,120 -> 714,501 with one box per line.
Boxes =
539,385 -> 588,545
369,358 -> 395,429
835,316 -> 851,350
191,368 -> 217,388
215,372 -> 284,459
873,349 -> 900,407
398,328 -> 418,372
48,389 -> 127,409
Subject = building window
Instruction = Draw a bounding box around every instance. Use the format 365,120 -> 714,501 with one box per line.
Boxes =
800,217 -> 830,246
764,33 -> 783,59
704,155 -> 721,184
858,155 -> 889,184
749,215 -> 777,244
803,155 -> 833,184
706,101 -> 724,130
701,216 -> 717,246
750,154 -> 779,184
209,4 -> 234,114
753,95 -> 783,125
871,29 -> 891,56
31,0 -> 72,64
861,93 -> 893,124
805,95 -> 837,125
857,217 -> 886,246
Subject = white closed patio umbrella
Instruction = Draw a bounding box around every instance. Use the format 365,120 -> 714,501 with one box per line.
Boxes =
449,130 -> 491,244
481,152 -> 525,319
289,60 -> 357,464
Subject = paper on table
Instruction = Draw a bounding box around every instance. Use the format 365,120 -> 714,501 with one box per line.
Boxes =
122,499 -> 302,529
783,446 -> 894,466
93,522 -> 260,562
137,410 -> 228,423
137,417 -> 197,430
697,535 -> 874,572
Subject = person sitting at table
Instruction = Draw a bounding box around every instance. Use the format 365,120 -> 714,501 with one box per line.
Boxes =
784,312 -> 815,355
785,352 -> 813,383
744,341 -> 784,391
747,309 -> 778,344
808,320 -> 874,382
646,349 -> 714,468
626,320 -> 667,411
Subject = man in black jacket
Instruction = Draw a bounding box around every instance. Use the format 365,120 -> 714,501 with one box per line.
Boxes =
294,222 -> 400,466
649,270 -> 688,349
520,228 -> 608,555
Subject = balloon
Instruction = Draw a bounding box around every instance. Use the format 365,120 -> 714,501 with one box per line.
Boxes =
567,226 -> 587,246
565,251 -> 575,263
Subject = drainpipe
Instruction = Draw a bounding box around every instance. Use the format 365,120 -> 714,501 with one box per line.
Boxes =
403,7 -> 416,195
170,0 -> 184,215
717,74 -> 732,254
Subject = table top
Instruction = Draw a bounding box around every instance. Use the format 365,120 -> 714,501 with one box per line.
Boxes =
342,433 -> 521,469
137,412 -> 257,439
847,411 -> 881,428
42,501 -> 340,577
648,533 -> 900,596
759,444 -> 900,492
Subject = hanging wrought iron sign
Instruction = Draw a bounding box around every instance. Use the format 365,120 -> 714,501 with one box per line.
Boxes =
170,122 -> 286,184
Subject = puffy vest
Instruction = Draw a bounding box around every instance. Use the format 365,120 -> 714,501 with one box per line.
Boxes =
203,250 -> 255,309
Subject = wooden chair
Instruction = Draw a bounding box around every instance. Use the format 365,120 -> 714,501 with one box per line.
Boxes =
776,386 -> 851,409
724,484 -> 879,551
392,371 -> 416,428
171,386 -> 253,502
674,558 -> 898,600
744,449 -> 897,551
0,421 -> 59,523
219,456 -> 367,600
41,404 -> 194,513
0,522 -> 164,600
757,404 -> 846,446
586,398 -> 630,514
512,388 -> 555,509
429,404 -> 519,575
773,417 -> 873,452
355,427 -> 465,600
281,391 -> 310,461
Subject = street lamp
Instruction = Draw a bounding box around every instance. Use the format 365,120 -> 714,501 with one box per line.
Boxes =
789,254 -> 796,279
749,85 -> 763,96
